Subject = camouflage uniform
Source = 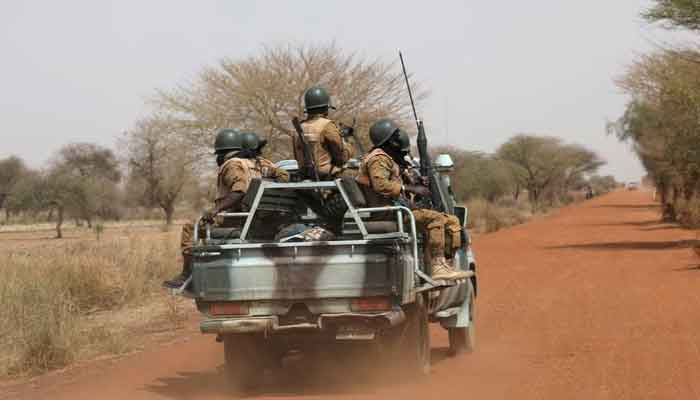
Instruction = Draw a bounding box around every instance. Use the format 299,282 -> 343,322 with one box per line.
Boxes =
180,153 -> 289,254
356,148 -> 451,259
401,165 -> 462,258
293,115 -> 354,179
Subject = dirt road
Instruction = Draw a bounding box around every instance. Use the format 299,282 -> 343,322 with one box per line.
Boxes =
5,190 -> 700,400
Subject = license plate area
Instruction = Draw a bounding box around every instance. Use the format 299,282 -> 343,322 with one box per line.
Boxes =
335,325 -> 375,340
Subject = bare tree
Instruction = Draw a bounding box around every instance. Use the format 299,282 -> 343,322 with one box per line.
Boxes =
154,42 -> 425,160
122,116 -> 198,225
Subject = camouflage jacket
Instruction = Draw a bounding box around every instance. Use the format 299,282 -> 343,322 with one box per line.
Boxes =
293,115 -> 354,178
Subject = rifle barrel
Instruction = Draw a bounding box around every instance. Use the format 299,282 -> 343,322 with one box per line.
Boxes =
399,51 -> 420,131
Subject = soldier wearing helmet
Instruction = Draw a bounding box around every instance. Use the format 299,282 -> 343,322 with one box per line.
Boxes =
293,86 -> 354,179
356,119 -> 468,281
163,128 -> 289,289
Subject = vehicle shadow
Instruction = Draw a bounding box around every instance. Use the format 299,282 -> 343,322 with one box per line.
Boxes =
545,239 -> 700,251
592,204 -> 659,210
588,220 -> 661,228
144,347 -> 453,399
672,264 -> 700,272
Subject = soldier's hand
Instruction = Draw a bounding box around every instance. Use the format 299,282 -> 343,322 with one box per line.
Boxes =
404,184 -> 430,197
201,209 -> 216,224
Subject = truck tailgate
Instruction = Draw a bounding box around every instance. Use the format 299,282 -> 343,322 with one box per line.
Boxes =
192,243 -> 402,301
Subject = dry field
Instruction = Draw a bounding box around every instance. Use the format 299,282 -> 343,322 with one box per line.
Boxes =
0,222 -> 193,378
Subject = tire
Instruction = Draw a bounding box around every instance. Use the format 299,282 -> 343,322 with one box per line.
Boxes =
381,293 -> 431,377
223,334 -> 266,392
448,281 -> 476,356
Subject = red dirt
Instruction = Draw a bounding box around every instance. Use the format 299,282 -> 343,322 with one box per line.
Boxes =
5,190 -> 700,400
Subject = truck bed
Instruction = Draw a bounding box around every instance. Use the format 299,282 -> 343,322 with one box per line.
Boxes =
191,240 -> 413,301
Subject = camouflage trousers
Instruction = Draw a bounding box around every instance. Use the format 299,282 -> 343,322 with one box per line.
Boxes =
411,209 -> 462,259
180,220 -> 207,255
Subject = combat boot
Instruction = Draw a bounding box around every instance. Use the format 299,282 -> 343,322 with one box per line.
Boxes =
430,257 -> 469,281
163,254 -> 193,289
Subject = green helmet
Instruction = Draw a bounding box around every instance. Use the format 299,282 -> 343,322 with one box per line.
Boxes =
304,86 -> 333,113
240,131 -> 266,151
369,118 -> 400,147
213,128 -> 243,154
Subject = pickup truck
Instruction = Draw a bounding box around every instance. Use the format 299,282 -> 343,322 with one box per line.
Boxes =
175,154 -> 477,390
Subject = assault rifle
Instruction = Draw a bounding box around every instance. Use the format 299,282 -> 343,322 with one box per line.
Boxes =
292,117 -> 320,181
399,51 -> 449,213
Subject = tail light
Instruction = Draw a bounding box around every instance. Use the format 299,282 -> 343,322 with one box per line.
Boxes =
209,302 -> 249,316
351,297 -> 392,312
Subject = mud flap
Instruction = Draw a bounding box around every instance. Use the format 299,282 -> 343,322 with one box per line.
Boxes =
438,286 -> 472,329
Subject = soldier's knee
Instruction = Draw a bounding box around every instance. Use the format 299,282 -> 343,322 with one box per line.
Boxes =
426,214 -> 447,230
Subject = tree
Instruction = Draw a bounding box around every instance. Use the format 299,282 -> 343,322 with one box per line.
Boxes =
0,156 -> 28,220
154,42 -> 424,160
496,135 -> 603,208
122,116 -> 197,225
643,0 -> 700,31
611,50 -> 700,217
50,143 -> 122,228
434,146 -> 515,202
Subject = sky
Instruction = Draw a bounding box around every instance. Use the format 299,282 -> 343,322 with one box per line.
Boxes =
0,1 -> 690,181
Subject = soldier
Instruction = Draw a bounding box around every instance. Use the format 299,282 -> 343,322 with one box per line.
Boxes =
356,118 -> 468,281
163,129 -> 289,289
293,86 -> 354,179
401,158 -> 464,260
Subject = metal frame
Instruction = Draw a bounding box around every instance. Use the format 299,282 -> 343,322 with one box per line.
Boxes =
192,179 -> 440,287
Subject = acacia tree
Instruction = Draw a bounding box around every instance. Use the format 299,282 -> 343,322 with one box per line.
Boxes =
497,135 -> 604,208
122,116 -> 198,225
0,156 -> 28,220
433,146 -> 515,202
643,0 -> 700,31
154,43 -> 424,160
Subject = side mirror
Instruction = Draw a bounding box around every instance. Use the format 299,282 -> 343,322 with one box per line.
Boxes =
434,154 -> 454,173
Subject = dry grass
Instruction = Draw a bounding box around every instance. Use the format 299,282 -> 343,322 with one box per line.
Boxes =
466,198 -> 532,233
0,227 -> 183,377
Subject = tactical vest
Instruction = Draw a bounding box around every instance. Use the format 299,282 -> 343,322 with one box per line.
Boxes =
298,116 -> 334,176
215,157 -> 275,208
356,148 -> 401,207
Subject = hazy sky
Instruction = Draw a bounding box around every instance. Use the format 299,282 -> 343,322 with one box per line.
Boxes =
0,1 -> 688,181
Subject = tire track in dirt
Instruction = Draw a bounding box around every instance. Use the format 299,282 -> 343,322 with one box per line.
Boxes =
4,190 -> 700,400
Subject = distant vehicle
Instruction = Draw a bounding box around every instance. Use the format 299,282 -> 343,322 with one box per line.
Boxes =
627,182 -> 640,191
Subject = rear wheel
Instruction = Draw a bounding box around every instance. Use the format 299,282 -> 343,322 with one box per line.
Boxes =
381,293 -> 431,377
223,334 -> 267,392
448,281 -> 476,355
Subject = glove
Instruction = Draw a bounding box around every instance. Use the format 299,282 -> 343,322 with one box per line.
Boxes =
404,184 -> 431,198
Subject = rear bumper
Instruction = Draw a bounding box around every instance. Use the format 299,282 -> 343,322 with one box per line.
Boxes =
200,310 -> 406,335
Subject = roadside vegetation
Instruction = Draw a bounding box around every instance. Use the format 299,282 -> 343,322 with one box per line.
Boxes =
610,1 -> 700,227
0,228 -> 185,376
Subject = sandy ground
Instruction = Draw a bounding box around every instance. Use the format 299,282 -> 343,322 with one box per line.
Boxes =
3,189 -> 700,400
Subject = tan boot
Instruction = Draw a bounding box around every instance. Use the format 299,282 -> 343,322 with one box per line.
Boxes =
430,257 -> 469,281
